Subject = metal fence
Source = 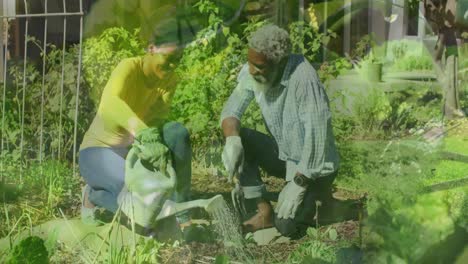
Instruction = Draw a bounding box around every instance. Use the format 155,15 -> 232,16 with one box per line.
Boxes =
0,0 -> 84,182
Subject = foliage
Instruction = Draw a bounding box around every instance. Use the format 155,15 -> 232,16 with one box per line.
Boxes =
169,1 -> 266,162
1,39 -> 94,162
348,86 -> 391,137
335,82 -> 440,139
289,21 -> 334,63
0,157 -> 79,238
82,27 -> 145,105
215,254 -> 230,264
288,227 -> 337,263
102,238 -> 163,264
382,100 -> 417,136
391,42 -> 407,60
7,236 -> 49,264
318,57 -> 352,85
350,34 -> 376,62
337,139 -> 467,262
392,55 -> 433,71
132,238 -> 164,264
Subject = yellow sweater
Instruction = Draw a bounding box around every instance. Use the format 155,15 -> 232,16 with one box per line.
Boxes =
80,57 -> 177,150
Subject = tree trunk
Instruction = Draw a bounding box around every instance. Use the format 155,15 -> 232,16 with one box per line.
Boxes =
423,0 -> 465,119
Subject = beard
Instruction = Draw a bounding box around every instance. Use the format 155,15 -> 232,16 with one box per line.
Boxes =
252,68 -> 279,93
253,75 -> 270,93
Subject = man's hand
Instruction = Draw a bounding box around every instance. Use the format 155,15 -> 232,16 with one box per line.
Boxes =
221,136 -> 244,182
275,180 -> 307,219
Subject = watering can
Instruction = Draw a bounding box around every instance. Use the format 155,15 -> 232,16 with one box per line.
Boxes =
118,146 -> 224,228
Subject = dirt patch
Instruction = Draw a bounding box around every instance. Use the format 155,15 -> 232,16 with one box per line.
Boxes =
159,240 -> 302,264
159,242 -> 225,264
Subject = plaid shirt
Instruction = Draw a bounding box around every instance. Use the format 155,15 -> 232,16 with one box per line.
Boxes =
221,54 -> 339,180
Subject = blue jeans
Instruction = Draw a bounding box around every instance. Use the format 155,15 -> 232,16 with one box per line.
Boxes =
79,122 -> 192,221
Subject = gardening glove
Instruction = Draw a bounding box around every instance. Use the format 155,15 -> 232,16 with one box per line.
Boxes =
222,136 -> 244,183
275,181 -> 307,219
133,127 -> 170,171
135,141 -> 170,170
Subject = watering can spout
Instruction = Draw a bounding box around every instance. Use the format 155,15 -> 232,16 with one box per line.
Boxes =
156,195 -> 224,221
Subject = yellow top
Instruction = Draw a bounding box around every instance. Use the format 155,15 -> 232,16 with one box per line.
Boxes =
80,57 -> 177,150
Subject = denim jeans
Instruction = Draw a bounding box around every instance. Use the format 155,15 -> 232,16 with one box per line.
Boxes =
79,122 -> 192,222
239,127 -> 337,238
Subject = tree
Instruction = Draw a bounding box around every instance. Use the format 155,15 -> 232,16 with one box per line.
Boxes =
420,0 -> 467,119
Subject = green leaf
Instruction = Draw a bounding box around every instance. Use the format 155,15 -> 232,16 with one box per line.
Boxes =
215,254 -> 230,264
222,26 -> 230,37
328,228 -> 338,241
307,227 -> 318,238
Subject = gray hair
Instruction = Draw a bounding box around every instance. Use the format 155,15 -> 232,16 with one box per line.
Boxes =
248,24 -> 291,64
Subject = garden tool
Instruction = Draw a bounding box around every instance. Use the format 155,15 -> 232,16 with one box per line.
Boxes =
156,194 -> 224,220
231,172 -> 247,219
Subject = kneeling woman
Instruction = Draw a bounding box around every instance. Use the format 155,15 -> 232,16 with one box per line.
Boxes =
78,43 -> 192,232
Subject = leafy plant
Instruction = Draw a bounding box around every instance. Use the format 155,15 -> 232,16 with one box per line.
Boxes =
382,101 -> 417,136
82,27 -> 145,105
288,227 -> 337,264
170,1 -> 266,164
347,86 -> 391,137
318,57 -> 352,85
7,236 -> 49,264
350,34 -> 376,62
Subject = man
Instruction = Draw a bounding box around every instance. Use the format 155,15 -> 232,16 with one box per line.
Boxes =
220,24 -> 339,238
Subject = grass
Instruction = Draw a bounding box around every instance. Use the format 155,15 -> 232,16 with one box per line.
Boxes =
0,111 -> 466,263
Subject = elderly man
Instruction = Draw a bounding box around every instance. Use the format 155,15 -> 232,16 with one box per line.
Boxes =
220,24 -> 339,238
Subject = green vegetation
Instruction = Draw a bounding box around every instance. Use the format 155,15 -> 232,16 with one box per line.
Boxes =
1,0 -> 467,263
392,55 -> 433,71
6,236 -> 49,264
82,27 -> 145,105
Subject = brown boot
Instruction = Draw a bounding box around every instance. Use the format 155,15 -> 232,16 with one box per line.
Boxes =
242,200 -> 274,233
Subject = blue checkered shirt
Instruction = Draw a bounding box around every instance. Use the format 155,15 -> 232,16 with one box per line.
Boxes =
221,54 -> 339,180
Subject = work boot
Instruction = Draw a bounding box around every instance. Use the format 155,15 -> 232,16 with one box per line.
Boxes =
241,198 -> 274,233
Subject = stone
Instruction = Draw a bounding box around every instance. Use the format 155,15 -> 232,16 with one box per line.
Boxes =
252,227 -> 282,246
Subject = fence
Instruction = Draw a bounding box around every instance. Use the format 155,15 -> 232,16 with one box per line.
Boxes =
0,0 -> 84,183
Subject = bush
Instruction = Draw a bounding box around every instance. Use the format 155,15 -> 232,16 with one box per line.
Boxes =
82,27 -> 145,106
169,1 -> 267,162
348,86 -> 391,137
339,139 -> 466,263
7,236 -> 49,264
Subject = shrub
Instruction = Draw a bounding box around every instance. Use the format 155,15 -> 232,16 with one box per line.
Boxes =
348,86 -> 391,137
7,236 -> 49,264
82,27 -> 145,106
169,1 -> 267,162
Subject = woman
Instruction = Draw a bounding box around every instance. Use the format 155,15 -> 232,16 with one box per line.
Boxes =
78,43 -> 192,231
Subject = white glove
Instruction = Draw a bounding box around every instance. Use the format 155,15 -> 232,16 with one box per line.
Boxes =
275,181 -> 307,219
221,136 -> 244,182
